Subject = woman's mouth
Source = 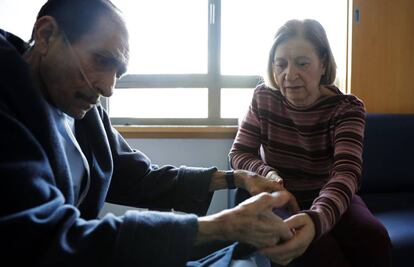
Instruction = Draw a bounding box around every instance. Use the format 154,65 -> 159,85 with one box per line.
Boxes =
284,86 -> 303,90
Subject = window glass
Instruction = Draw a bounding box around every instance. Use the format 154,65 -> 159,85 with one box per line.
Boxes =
221,88 -> 254,119
110,88 -> 208,118
113,0 -> 208,74
0,0 -> 44,41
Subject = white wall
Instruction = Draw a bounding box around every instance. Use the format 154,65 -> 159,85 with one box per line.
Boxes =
100,138 -> 234,217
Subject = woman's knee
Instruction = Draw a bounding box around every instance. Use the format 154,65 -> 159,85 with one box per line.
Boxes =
362,218 -> 392,250
334,196 -> 392,252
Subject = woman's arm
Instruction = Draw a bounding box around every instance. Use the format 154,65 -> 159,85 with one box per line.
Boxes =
258,99 -> 366,265
303,100 -> 366,238
229,90 -> 277,177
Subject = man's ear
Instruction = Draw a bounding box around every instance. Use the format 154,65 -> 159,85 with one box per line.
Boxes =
33,16 -> 60,55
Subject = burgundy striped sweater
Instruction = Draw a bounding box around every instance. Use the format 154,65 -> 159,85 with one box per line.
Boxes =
229,84 -> 366,238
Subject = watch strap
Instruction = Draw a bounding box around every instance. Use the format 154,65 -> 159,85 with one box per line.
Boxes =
225,170 -> 236,189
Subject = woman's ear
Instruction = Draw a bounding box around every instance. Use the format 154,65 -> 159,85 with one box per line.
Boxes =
320,55 -> 327,76
32,16 -> 60,55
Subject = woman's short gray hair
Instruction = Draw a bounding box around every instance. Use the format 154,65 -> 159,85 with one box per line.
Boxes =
263,19 -> 337,90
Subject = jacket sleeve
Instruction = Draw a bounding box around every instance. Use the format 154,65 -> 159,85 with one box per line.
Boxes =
0,34 -> 200,267
93,107 -> 216,215
0,107 -> 200,266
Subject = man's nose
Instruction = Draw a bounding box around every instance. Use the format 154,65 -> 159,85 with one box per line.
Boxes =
94,71 -> 116,97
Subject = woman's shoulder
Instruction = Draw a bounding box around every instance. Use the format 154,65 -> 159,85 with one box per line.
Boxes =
323,85 -> 365,111
254,83 -> 283,98
338,93 -> 365,113
252,84 -> 284,110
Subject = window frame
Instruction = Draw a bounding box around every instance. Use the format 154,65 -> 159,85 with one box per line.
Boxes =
108,0 -> 262,127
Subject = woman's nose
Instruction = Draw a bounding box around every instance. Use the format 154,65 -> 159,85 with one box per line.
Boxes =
285,65 -> 299,81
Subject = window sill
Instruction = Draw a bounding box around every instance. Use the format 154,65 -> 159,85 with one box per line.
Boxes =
115,125 -> 238,139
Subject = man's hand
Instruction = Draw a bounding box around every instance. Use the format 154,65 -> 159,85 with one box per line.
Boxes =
196,191 -> 295,248
259,213 -> 315,265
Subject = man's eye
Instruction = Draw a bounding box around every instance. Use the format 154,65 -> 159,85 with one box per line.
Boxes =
95,55 -> 114,68
298,62 -> 309,67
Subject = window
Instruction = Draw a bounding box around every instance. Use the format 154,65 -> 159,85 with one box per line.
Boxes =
0,0 -> 44,40
110,0 -> 348,126
0,0 -> 348,127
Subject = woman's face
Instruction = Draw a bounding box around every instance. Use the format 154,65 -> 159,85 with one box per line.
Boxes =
273,36 -> 326,107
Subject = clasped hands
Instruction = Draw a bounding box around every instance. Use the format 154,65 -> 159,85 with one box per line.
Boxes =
231,170 -> 316,265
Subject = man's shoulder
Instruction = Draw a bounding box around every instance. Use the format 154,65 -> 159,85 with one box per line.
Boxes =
0,30 -> 29,76
0,29 -> 48,125
0,29 -> 30,54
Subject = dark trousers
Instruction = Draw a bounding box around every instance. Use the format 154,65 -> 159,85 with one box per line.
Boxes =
274,195 -> 392,267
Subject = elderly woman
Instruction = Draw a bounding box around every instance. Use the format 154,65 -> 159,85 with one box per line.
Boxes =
229,19 -> 392,267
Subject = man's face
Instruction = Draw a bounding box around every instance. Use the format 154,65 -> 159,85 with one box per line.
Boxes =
40,14 -> 129,119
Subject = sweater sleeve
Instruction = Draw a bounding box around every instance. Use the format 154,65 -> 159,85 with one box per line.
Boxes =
229,88 -> 276,176
303,99 -> 366,239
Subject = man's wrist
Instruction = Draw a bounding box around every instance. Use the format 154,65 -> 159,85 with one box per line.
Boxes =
210,170 -> 243,191
196,213 -> 225,245
225,170 -> 236,189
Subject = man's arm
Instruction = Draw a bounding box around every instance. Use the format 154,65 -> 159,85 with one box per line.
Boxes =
97,106 -> 285,215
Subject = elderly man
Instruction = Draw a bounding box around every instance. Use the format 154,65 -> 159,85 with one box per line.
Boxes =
0,0 -> 296,266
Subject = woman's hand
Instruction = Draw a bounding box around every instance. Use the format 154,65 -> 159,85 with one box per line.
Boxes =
234,169 -> 284,195
266,170 -> 284,184
259,213 -> 315,265
234,170 -> 300,214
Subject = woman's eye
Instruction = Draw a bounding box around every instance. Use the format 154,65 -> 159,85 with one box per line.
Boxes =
298,62 -> 309,67
274,63 -> 286,70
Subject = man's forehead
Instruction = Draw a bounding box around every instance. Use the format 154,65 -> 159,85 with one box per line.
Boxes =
76,16 -> 129,56
81,12 -> 128,43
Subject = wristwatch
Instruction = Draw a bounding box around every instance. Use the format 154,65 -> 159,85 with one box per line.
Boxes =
225,170 -> 236,189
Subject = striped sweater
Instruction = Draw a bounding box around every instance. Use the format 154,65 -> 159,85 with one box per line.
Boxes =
229,84 -> 366,239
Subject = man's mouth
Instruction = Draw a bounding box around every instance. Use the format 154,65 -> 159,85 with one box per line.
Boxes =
86,97 -> 99,105
76,93 -> 99,108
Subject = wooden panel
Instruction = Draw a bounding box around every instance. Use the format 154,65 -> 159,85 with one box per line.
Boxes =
115,125 -> 237,139
350,0 -> 414,113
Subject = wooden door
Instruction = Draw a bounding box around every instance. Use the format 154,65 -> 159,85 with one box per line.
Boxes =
350,0 -> 414,113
